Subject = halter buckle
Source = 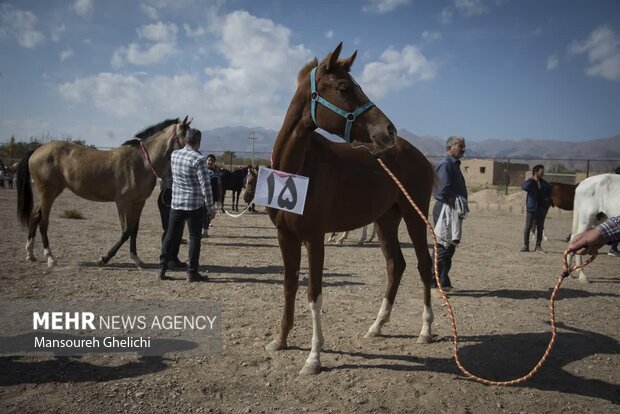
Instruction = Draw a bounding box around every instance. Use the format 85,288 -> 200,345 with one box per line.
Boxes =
346,113 -> 355,121
311,91 -> 319,101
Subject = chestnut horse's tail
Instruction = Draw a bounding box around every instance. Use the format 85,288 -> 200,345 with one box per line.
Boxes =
17,150 -> 35,228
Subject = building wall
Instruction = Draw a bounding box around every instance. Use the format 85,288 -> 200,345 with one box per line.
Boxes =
461,159 -> 495,187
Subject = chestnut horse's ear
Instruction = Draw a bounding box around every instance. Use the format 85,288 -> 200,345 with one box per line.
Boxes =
342,50 -> 357,72
325,42 -> 343,72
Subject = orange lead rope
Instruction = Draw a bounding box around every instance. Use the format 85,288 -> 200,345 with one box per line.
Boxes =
376,158 -> 597,386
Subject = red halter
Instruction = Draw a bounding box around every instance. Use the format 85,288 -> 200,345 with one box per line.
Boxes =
140,124 -> 178,179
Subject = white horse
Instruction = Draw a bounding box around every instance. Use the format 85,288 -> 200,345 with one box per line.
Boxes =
327,224 -> 377,245
570,174 -> 620,283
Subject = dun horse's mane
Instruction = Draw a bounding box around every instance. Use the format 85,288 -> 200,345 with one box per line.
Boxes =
128,118 -> 180,144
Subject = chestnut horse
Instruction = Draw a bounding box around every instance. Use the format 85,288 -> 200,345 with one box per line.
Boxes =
16,117 -> 191,268
265,43 -> 434,374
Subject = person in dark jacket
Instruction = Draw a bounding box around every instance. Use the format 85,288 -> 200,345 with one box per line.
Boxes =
521,164 -> 551,252
431,135 -> 467,293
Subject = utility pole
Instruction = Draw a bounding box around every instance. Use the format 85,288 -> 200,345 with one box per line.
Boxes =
248,131 -> 257,167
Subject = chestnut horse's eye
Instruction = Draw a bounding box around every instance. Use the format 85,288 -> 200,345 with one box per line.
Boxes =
337,84 -> 349,92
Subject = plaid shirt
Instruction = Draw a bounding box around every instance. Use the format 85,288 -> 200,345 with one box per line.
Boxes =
170,146 -> 214,213
597,215 -> 620,242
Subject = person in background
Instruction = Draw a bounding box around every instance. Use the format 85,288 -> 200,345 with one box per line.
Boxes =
521,164 -> 551,253
159,129 -> 215,282
431,136 -> 467,294
567,215 -> 620,256
202,154 -> 222,238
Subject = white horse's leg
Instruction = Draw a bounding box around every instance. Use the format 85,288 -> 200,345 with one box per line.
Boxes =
357,226 -> 367,245
43,247 -> 57,267
326,233 -> 337,243
26,239 -> 36,261
416,304 -> 434,344
335,231 -> 348,245
300,295 -> 324,375
365,298 -> 392,337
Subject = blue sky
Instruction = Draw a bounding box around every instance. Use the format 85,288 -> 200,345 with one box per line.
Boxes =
1,0 -> 619,148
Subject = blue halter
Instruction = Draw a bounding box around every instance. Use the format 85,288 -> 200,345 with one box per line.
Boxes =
310,67 -> 375,143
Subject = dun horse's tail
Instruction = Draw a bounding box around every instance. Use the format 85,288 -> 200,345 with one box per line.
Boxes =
17,150 -> 35,228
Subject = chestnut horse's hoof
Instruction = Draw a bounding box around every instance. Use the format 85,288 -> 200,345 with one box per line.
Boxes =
26,255 -> 37,262
299,361 -> 321,375
416,335 -> 432,344
98,256 -> 109,266
265,340 -> 286,351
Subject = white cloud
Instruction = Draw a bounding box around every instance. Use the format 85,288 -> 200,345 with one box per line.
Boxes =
326,30 -> 334,39
140,4 -> 159,20
546,54 -> 558,70
112,22 -> 178,67
51,22 -> 66,42
358,45 -> 437,99
112,42 -> 177,67
363,0 -> 411,14
60,47 -> 74,62
73,0 -> 94,17
61,11 -> 314,130
422,31 -> 442,41
454,0 -> 487,17
138,22 -> 177,42
439,8 -> 453,24
0,5 -> 45,48
183,23 -> 206,38
568,25 -> 620,81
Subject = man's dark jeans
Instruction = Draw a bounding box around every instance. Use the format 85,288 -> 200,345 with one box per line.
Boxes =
431,201 -> 455,288
157,189 -> 181,260
523,209 -> 548,248
160,207 -> 204,273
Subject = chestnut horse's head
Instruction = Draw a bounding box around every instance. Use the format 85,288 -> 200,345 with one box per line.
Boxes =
296,43 -> 397,149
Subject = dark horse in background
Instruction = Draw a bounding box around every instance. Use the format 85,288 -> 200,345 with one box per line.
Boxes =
219,166 -> 250,211
265,43 -> 435,374
16,117 -> 191,268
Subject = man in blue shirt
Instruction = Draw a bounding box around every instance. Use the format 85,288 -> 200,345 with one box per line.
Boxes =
159,128 -> 216,282
431,136 -> 467,292
521,164 -> 551,252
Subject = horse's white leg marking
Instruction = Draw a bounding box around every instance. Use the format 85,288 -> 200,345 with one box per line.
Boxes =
43,247 -> 57,267
130,253 -> 145,269
26,239 -> 36,261
335,232 -> 348,245
416,304 -> 434,344
368,224 -> 377,242
365,298 -> 392,337
300,294 -> 323,375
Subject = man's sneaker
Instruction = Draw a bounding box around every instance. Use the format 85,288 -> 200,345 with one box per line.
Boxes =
187,272 -> 208,282
520,246 -> 529,252
608,250 -> 620,257
534,246 -> 545,253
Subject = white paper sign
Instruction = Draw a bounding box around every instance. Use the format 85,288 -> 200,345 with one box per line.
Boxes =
253,167 -> 309,215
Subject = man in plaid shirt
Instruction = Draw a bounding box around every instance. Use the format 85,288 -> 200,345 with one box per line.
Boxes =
567,215 -> 620,256
159,128 -> 216,282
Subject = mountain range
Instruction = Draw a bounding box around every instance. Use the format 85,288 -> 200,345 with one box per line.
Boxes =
201,126 -> 620,162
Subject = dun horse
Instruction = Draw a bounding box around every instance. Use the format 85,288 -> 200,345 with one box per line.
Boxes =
265,43 -> 435,374
16,117 -> 191,267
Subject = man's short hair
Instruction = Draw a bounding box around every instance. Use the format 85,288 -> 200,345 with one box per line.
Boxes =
446,135 -> 465,150
186,128 -> 201,146
206,154 -> 216,161
532,164 -> 544,174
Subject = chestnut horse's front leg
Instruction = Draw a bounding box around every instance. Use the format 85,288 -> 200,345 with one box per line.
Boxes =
266,228 -> 302,352
300,236 -> 325,375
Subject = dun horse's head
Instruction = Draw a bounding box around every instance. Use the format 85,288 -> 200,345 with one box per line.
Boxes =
297,43 -> 397,149
174,116 -> 192,149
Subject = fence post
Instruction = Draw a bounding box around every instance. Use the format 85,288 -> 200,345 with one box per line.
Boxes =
505,158 -> 510,195
586,160 -> 590,177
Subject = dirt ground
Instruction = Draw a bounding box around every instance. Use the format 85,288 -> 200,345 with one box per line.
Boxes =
0,188 -> 618,413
